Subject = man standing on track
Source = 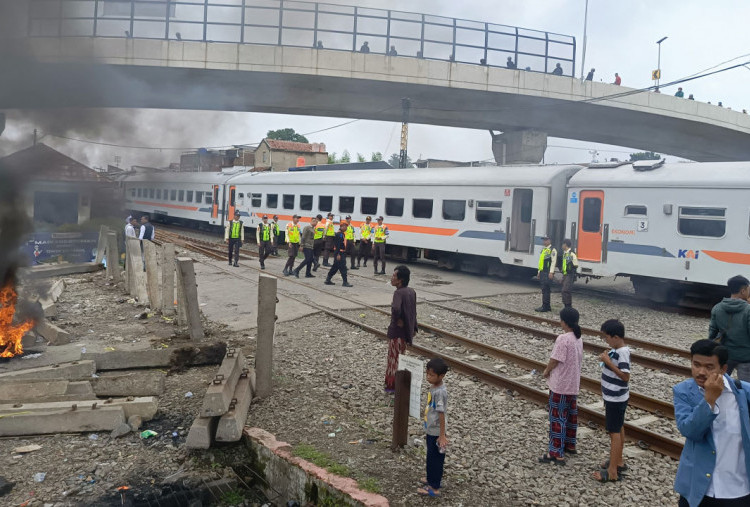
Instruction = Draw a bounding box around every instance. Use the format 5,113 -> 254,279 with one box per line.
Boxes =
536,235 -> 557,312
284,215 -> 301,276
224,210 -> 244,267
322,212 -> 336,266
385,265 -> 417,393
256,215 -> 273,270
709,275 -> 750,381
373,216 -> 389,275
293,216 -> 317,278
560,239 -> 578,309
358,216 -> 373,268
344,215 -> 358,270
312,214 -> 325,271
324,221 -> 353,287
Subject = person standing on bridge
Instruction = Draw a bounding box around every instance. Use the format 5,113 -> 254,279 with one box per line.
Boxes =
560,239 -> 578,308
506,56 -> 517,69
373,216 -> 389,275
708,275 -> 750,382
360,41 -> 370,53
614,73 -> 621,85
388,45 -> 398,56
324,221 -> 353,288
283,215 -> 301,276
536,235 -> 557,312
551,63 -> 563,75
322,212 -> 336,267
675,87 -> 685,98
256,215 -> 273,270
224,210 -> 244,267
358,216 -> 373,268
585,68 -> 595,81
385,265 -> 417,393
673,339 -> 750,507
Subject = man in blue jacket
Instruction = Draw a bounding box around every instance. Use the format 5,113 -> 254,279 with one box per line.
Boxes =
674,339 -> 750,506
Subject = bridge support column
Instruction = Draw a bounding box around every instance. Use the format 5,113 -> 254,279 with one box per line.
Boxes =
490,130 -> 547,164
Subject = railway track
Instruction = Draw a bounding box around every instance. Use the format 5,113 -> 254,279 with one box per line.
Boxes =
158,227 -> 685,459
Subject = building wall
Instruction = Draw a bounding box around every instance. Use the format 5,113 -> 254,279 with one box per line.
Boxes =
25,182 -> 97,226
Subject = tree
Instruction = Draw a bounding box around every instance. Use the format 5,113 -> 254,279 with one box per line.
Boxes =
388,153 -> 413,168
629,151 -> 661,162
340,150 -> 351,163
356,152 -> 366,163
370,152 -> 383,162
327,152 -> 338,164
266,128 -> 309,144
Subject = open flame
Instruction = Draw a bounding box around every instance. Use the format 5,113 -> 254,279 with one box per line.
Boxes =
0,282 -> 36,358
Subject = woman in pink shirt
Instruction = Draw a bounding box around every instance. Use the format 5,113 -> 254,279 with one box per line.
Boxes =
539,307 -> 584,465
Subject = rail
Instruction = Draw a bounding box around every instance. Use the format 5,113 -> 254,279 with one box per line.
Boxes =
27,0 -> 577,74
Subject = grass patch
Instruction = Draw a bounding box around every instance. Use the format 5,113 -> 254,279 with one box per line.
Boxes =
293,443 -> 351,477
357,477 -> 382,494
220,489 -> 245,505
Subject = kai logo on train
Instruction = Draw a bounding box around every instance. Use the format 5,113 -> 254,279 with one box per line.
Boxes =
678,249 -> 700,259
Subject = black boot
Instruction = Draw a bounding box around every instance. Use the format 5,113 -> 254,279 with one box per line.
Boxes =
305,273 -> 315,278
293,269 -> 300,278
535,306 -> 551,312
342,281 -> 353,287
324,279 -> 335,285
233,262 -> 239,267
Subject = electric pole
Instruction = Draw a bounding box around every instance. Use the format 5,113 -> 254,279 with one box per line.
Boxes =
398,98 -> 411,169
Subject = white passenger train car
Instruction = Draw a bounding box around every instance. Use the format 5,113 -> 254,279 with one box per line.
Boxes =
566,160 -> 750,301
228,165 -> 581,275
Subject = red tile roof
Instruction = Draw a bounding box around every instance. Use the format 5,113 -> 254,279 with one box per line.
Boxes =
0,143 -> 111,182
262,139 -> 326,153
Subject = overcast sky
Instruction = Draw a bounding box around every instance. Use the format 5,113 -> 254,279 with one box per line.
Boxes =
3,0 -> 749,168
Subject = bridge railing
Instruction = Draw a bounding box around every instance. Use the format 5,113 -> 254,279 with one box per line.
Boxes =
28,0 -> 576,75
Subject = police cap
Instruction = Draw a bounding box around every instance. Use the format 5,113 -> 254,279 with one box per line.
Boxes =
262,215 -> 268,219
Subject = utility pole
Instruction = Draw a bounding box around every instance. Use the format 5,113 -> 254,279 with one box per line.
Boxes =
33,128 -> 37,146
580,0 -> 589,80
656,36 -> 668,89
398,98 -> 411,169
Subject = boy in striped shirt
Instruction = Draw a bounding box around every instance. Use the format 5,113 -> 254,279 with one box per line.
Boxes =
593,319 -> 631,483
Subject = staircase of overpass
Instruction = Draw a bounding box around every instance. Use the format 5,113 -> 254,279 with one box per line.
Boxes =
2,0 -> 750,163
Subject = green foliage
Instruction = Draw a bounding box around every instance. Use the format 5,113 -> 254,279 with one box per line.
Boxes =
629,151 -> 661,161
220,489 -> 245,505
370,152 -> 383,162
293,444 -> 350,477
266,128 -> 309,144
327,152 -> 338,164
357,477 -> 382,494
340,150 -> 351,163
356,152 -> 366,163
388,152 -> 413,168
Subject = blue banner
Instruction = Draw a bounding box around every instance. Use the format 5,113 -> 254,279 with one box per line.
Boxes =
23,232 -> 100,265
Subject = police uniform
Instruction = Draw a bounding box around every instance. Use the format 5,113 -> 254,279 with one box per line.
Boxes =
271,217 -> 280,256
256,217 -> 273,269
322,214 -> 336,266
312,215 -> 325,270
358,218 -> 373,267
344,216 -> 358,269
536,237 -> 557,312
372,217 -> 389,274
561,246 -> 578,308
224,215 -> 244,266
324,224 -> 352,287
284,217 -> 301,275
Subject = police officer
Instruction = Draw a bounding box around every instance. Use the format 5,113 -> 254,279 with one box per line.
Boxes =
560,238 -> 578,308
358,216 -> 373,268
536,235 -> 557,312
224,210 -> 244,267
322,212 -> 336,266
284,214 -> 301,276
271,215 -> 281,256
256,215 -> 273,270
294,216 -> 317,278
312,214 -> 325,271
324,221 -> 353,287
372,216 -> 389,275
344,215 -> 358,270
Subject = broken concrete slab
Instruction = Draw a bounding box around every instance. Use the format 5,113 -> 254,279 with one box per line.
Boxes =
0,406 -> 126,436
48,279 -> 65,302
35,319 -> 71,345
200,349 -> 245,417
0,361 -> 96,381
186,416 -> 219,449
216,370 -> 256,442
0,396 -> 158,420
91,372 -> 165,397
82,342 -> 227,371
111,422 -> 132,438
0,379 -> 95,403
20,262 -> 102,279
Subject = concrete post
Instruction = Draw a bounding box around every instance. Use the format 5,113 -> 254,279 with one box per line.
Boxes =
143,241 -> 159,310
176,257 -> 204,340
175,257 -> 188,326
123,236 -> 131,292
105,231 -> 118,281
255,274 -> 277,399
491,129 -> 547,164
126,238 -> 149,304
160,243 -> 175,315
391,370 -> 411,450
94,225 -> 109,265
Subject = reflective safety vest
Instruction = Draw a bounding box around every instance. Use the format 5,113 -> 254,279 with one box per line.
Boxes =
562,250 -> 578,275
260,223 -> 271,241
230,221 -> 242,239
325,220 -> 335,237
374,224 -> 387,243
345,224 -> 354,241
287,223 -> 301,243
538,246 -> 555,272
360,223 -> 372,240
273,222 -> 280,236
314,221 -> 325,240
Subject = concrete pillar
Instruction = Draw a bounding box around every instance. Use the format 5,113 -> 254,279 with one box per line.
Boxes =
94,225 -> 109,265
105,232 -> 118,281
126,238 -> 149,304
124,236 -> 131,293
143,241 -> 159,310
175,257 -> 188,326
176,257 -> 203,340
160,243 -> 175,315
491,129 -> 547,164
255,274 -> 277,399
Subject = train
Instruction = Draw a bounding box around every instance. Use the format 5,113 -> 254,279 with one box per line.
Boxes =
121,160 -> 750,303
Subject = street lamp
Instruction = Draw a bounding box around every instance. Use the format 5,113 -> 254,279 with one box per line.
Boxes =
580,0 -> 589,80
656,36 -> 668,89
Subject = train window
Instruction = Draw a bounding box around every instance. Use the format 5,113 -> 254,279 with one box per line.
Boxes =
205,192 -> 212,205
267,194 -> 278,208
386,198 -> 404,217
443,200 -> 466,221
195,191 -> 202,204
148,189 -> 154,199
319,196 -> 333,212
156,189 -> 161,199
137,188 -> 142,197
170,190 -> 177,201
678,207 -> 726,238
361,197 -> 378,215
581,197 -> 602,232
178,190 -> 185,201
412,199 -> 433,219
130,188 -> 136,197
186,191 -> 193,203
625,205 -> 647,216
251,193 -> 261,207
339,196 -> 354,214
300,195 -> 313,210
283,194 -> 295,209
476,201 -> 503,223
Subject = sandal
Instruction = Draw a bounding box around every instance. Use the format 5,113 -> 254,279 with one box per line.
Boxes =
601,460 -> 629,473
538,453 -> 566,466
419,477 -> 428,486
417,486 -> 441,497
593,468 -> 621,483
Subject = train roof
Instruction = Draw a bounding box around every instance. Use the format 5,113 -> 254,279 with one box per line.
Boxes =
568,161 -> 750,188
122,171 -> 236,184
226,164 -> 583,186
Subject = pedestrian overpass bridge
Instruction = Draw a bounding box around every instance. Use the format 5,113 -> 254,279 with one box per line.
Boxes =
2,0 -> 750,163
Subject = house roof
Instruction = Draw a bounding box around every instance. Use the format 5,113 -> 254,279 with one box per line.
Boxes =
0,143 -> 111,183
261,139 -> 327,154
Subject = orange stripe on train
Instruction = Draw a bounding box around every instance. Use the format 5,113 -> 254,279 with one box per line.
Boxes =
252,213 -> 458,236
702,250 -> 750,265
134,200 -> 199,212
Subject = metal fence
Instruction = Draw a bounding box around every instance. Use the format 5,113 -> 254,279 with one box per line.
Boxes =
28,0 -> 577,74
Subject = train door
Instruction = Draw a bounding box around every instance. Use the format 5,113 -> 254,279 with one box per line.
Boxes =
510,189 -> 533,252
227,186 -> 237,219
578,190 -> 604,261
211,185 -> 219,219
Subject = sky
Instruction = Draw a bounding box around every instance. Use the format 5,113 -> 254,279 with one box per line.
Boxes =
2,0 -> 750,168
